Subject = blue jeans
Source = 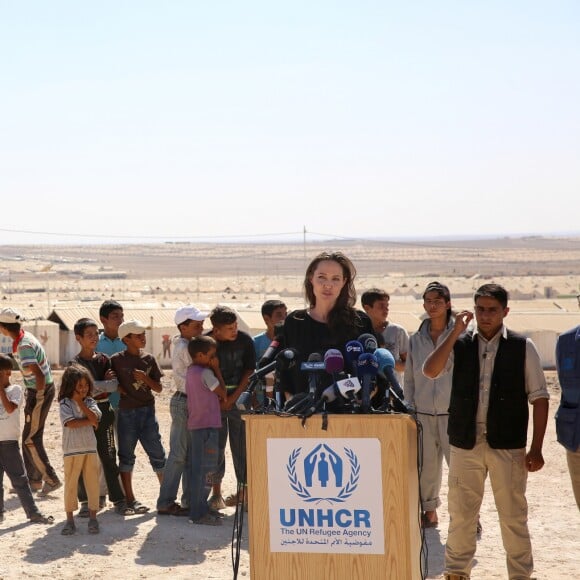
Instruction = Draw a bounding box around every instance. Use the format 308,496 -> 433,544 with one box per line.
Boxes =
156,392 -> 190,509
188,428 -> 219,520
210,406 -> 246,485
117,406 -> 166,473
0,440 -> 40,518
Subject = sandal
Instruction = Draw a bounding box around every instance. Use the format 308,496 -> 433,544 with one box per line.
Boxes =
114,501 -> 135,516
188,513 -> 222,526
225,491 -> 248,511
157,502 -> 188,516
29,513 -> 55,524
208,494 -> 226,510
61,521 -> 76,535
127,500 -> 150,514
88,518 -> 100,534
78,503 -> 90,518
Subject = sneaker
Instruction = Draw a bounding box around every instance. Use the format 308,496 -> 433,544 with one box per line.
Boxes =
208,494 -> 226,510
37,480 -> 62,497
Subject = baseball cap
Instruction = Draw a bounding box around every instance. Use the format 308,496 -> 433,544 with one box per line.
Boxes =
174,305 -> 208,326
0,307 -> 23,323
118,319 -> 147,340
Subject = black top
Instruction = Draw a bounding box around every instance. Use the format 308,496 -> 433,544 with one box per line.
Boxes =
207,330 -> 256,388
280,308 -> 375,395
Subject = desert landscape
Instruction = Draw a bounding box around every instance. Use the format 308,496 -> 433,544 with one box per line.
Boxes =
1,236 -> 579,579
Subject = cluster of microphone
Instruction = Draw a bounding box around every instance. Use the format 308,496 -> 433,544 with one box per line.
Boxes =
236,332 -> 413,417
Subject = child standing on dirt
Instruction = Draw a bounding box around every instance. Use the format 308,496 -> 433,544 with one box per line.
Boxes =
110,320 -> 166,514
58,364 -> 102,535
186,336 -> 227,525
0,354 -> 54,526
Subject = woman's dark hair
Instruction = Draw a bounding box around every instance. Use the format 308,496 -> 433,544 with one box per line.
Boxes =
58,364 -> 94,401
303,251 -> 358,338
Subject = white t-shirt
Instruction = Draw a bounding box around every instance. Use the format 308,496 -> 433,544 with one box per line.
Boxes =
381,322 -> 409,386
0,384 -> 22,441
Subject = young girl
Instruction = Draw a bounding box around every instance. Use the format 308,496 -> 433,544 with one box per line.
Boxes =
58,364 -> 102,535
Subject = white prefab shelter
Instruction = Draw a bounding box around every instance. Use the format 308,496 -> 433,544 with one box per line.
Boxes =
47,302 -> 254,367
0,319 -> 60,368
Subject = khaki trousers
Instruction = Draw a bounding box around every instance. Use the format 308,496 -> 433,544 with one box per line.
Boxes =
566,447 -> 580,510
64,453 -> 99,513
445,437 -> 533,580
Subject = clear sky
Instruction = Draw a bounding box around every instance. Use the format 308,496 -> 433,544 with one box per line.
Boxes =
1,1 -> 579,245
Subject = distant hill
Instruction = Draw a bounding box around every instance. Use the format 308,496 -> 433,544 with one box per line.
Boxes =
1,236 -> 580,279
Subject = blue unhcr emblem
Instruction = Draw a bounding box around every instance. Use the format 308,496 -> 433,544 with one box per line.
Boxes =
287,443 -> 360,504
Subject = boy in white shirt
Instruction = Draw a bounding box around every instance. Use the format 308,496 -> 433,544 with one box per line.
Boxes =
0,354 -> 54,525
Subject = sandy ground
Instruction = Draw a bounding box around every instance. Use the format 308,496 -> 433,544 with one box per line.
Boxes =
1,370 -> 578,579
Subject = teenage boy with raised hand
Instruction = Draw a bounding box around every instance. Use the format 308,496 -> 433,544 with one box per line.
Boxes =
424,284 -> 549,580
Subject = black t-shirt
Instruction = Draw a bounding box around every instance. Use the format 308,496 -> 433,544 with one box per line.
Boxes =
280,308 -> 376,395
72,352 -> 111,382
207,330 -> 256,388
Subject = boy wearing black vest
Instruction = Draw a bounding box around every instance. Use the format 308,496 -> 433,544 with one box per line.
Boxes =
424,284 -> 549,580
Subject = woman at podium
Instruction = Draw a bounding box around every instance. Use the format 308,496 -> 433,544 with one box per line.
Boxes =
280,251 -> 375,398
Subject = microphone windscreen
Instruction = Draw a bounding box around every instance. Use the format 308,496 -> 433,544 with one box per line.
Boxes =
358,333 -> 378,353
276,348 -> 299,370
375,347 -> 396,371
356,352 -> 379,376
258,329 -> 285,368
344,340 -> 363,367
324,348 -> 344,374
308,352 -> 323,363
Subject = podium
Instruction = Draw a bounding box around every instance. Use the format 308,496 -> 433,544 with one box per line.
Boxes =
244,413 -> 421,580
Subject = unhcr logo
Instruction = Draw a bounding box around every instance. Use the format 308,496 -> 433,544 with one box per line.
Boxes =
286,443 -> 360,504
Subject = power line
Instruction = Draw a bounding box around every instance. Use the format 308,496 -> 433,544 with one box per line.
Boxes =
0,226 -> 304,241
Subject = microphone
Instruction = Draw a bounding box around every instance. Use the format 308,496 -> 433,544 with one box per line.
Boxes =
303,352 -> 323,395
335,375 -> 362,411
374,347 -> 412,413
237,348 -> 297,411
302,383 -> 339,418
344,340 -> 364,377
273,347 -> 299,410
324,349 -> 344,379
358,333 -> 378,354
356,352 -> 379,413
257,324 -> 285,369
